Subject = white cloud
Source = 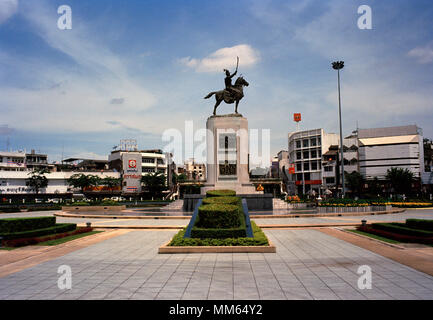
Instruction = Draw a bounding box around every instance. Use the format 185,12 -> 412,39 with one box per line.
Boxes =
0,1 -> 156,134
180,44 -> 260,73
408,44 -> 433,64
0,0 -> 18,24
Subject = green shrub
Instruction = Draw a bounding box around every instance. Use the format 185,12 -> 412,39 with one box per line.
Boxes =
0,207 -> 21,213
191,226 -> 246,239
0,223 -> 77,240
202,196 -> 240,205
100,200 -> 121,206
206,189 -> 236,197
405,219 -> 433,231
197,203 -> 241,228
0,217 -> 56,233
371,223 -> 433,237
169,221 -> 269,246
192,208 -> 246,238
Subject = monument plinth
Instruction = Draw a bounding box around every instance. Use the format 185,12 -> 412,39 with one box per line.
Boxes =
201,113 -> 258,195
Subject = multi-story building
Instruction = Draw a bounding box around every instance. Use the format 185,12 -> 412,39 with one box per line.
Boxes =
25,150 -> 49,170
0,150 -> 51,172
108,149 -> 174,194
183,159 -> 206,181
358,125 -> 424,180
321,134 -> 359,193
287,128 -> 339,195
0,151 -> 26,172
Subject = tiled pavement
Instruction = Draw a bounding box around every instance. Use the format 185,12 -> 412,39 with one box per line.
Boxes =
1,229 -> 433,300
3,209 -> 432,229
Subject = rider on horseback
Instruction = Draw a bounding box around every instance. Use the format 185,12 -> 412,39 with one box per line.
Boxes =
224,68 -> 237,96
223,56 -> 241,99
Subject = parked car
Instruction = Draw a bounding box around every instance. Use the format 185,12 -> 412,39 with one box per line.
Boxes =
110,197 -> 126,202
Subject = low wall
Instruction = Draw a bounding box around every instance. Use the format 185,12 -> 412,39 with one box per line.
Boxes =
62,205 -> 126,212
183,194 -> 273,211
287,203 -> 309,209
317,205 -> 391,214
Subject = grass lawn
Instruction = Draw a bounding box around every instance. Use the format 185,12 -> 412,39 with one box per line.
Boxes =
36,231 -> 103,246
347,229 -> 401,244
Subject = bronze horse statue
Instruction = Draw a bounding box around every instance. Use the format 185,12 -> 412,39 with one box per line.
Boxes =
204,76 -> 249,115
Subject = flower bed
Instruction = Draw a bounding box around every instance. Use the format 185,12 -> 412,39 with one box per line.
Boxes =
357,219 -> 433,245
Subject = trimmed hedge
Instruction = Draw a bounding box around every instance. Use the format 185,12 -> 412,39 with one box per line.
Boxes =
197,204 -> 241,228
3,227 -> 93,248
170,221 -> 269,246
206,189 -> 236,197
202,196 -> 240,205
0,217 -> 56,233
192,208 -> 246,239
405,219 -> 433,231
0,223 -> 77,240
371,223 -> 433,237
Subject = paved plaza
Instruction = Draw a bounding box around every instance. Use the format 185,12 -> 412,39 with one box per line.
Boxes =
1,228 -> 433,300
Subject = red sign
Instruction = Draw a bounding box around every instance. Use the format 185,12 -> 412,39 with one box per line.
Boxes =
295,180 -> 322,185
294,113 -> 301,122
128,160 -> 137,168
289,164 -> 295,174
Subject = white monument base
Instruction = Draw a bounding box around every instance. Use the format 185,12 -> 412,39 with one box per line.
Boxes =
201,113 -> 260,195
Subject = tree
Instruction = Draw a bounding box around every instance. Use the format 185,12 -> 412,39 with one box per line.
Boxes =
67,174 -> 100,193
385,167 -> 414,195
367,177 -> 382,197
141,172 -> 166,199
345,171 -> 364,197
172,173 -> 187,185
26,168 -> 49,194
100,177 -> 122,191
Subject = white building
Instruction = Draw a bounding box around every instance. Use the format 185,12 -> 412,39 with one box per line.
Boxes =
0,171 -> 120,196
358,125 -> 424,180
287,128 -> 339,195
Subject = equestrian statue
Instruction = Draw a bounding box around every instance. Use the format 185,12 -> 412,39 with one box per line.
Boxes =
204,56 -> 249,115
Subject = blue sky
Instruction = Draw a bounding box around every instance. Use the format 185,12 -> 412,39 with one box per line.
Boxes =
0,0 -> 432,164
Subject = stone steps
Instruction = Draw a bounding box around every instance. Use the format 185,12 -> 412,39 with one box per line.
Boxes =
162,200 -> 184,211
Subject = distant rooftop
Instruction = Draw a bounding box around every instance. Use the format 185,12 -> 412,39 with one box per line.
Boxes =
358,125 -> 419,139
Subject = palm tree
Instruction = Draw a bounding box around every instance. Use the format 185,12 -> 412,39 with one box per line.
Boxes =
141,172 -> 166,199
386,167 -> 414,195
26,168 -> 49,194
100,177 -> 122,192
67,174 -> 100,193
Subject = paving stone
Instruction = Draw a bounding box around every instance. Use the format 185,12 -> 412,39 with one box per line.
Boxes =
1,229 -> 433,300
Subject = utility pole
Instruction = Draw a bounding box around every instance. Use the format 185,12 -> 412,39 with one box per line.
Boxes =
332,61 -> 346,198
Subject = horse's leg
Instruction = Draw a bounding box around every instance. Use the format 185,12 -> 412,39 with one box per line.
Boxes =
213,98 -> 222,115
235,100 -> 239,114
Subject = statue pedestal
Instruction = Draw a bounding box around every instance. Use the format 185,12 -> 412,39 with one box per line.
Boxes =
201,114 -> 258,195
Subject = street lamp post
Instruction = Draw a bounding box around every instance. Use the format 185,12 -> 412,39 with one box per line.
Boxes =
332,61 -> 346,198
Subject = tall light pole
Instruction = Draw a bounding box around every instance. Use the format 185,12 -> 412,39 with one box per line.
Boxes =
332,61 -> 346,198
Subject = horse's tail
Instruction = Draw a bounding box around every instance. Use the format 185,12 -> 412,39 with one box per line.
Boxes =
204,92 -> 216,99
